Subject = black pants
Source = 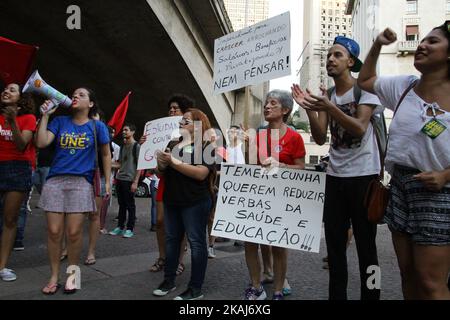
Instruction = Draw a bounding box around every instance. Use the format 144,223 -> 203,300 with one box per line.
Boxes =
324,175 -> 380,300
116,179 -> 136,231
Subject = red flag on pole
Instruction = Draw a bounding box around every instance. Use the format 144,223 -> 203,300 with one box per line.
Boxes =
108,91 -> 132,137
0,36 -> 38,85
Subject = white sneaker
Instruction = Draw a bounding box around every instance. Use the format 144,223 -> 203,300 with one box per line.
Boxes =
208,246 -> 216,259
0,268 -> 17,281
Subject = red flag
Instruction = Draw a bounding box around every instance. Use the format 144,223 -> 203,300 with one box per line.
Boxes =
0,36 -> 38,85
108,91 -> 132,137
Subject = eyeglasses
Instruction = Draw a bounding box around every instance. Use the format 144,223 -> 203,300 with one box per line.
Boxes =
179,118 -> 193,125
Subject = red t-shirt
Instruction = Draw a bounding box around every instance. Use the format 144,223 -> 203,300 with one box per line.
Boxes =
257,127 -> 306,165
0,114 -> 37,162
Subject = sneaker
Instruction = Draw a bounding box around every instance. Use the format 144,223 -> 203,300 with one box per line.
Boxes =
108,227 -> 124,236
282,278 -> 292,296
113,216 -> 119,221
272,292 -> 284,300
122,230 -> 134,238
99,228 -> 108,235
13,241 -> 25,251
207,246 -> 216,259
0,268 -> 17,281
173,287 -> 204,300
243,286 -> 267,300
153,280 -> 176,296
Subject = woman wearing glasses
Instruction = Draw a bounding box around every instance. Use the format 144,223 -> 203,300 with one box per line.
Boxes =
152,108 -> 216,300
358,21 -> 450,299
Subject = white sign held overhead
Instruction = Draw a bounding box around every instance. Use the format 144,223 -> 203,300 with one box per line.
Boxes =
212,164 -> 325,252
213,12 -> 291,94
137,116 -> 182,170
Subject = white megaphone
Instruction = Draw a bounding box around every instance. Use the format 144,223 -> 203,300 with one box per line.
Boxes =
23,70 -> 72,114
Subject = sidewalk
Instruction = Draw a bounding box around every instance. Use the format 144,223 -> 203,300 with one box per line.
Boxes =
0,194 -> 403,300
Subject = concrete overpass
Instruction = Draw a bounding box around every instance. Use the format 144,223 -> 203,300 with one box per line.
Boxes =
0,0 -> 265,135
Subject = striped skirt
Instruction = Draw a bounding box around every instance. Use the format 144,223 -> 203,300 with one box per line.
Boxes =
384,165 -> 450,246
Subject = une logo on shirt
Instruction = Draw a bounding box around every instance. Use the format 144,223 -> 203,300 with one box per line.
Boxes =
59,132 -> 90,150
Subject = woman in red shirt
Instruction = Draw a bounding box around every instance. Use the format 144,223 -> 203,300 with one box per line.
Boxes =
244,90 -> 306,300
0,83 -> 36,282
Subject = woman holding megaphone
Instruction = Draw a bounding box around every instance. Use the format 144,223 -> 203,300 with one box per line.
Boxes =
0,83 -> 36,282
36,87 -> 111,294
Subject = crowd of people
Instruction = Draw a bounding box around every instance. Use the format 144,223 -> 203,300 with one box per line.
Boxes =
0,21 -> 449,300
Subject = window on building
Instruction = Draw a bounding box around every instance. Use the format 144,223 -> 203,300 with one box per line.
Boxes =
406,25 -> 419,41
406,0 -> 418,14
309,156 -> 319,165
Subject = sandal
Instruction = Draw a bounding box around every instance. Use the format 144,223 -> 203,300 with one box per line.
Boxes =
84,257 -> 96,266
176,263 -> 185,276
149,258 -> 165,272
42,283 -> 61,295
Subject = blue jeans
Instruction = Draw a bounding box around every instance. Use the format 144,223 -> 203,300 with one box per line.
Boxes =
150,180 -> 157,226
164,197 -> 212,290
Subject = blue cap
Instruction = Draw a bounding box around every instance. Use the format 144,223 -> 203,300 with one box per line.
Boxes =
333,36 -> 363,72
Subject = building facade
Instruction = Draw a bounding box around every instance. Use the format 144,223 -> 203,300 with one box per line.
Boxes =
300,0 -> 353,91
223,0 -> 269,31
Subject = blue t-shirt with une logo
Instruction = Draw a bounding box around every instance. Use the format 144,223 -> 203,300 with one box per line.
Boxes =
47,116 -> 110,184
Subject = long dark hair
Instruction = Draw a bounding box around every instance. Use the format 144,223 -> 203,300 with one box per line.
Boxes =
0,83 -> 35,115
76,87 -> 99,119
432,22 -> 450,78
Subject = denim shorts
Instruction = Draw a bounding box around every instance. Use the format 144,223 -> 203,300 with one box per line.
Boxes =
0,161 -> 32,192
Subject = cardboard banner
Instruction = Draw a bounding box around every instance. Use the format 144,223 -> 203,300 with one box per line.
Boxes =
213,12 -> 291,94
212,164 -> 325,252
137,116 -> 182,170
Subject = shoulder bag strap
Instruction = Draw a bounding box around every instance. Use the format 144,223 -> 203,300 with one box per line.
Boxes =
92,120 -> 99,169
374,79 -> 418,178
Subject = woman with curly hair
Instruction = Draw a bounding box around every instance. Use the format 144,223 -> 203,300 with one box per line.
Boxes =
152,108 -> 216,300
0,83 -> 36,282
359,21 -> 450,299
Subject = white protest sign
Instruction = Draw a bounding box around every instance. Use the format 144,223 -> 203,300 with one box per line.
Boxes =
213,12 -> 291,94
137,116 -> 182,170
212,164 -> 325,252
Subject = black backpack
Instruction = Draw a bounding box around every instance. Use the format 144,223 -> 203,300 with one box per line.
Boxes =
327,84 -> 388,156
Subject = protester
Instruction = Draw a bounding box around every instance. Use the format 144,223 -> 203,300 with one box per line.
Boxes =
36,87 -> 111,294
0,83 -> 36,281
148,94 -> 194,275
292,36 -> 381,300
244,90 -> 306,300
358,22 -> 450,299
109,123 -> 140,238
84,110 -> 112,265
153,108 -> 215,300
